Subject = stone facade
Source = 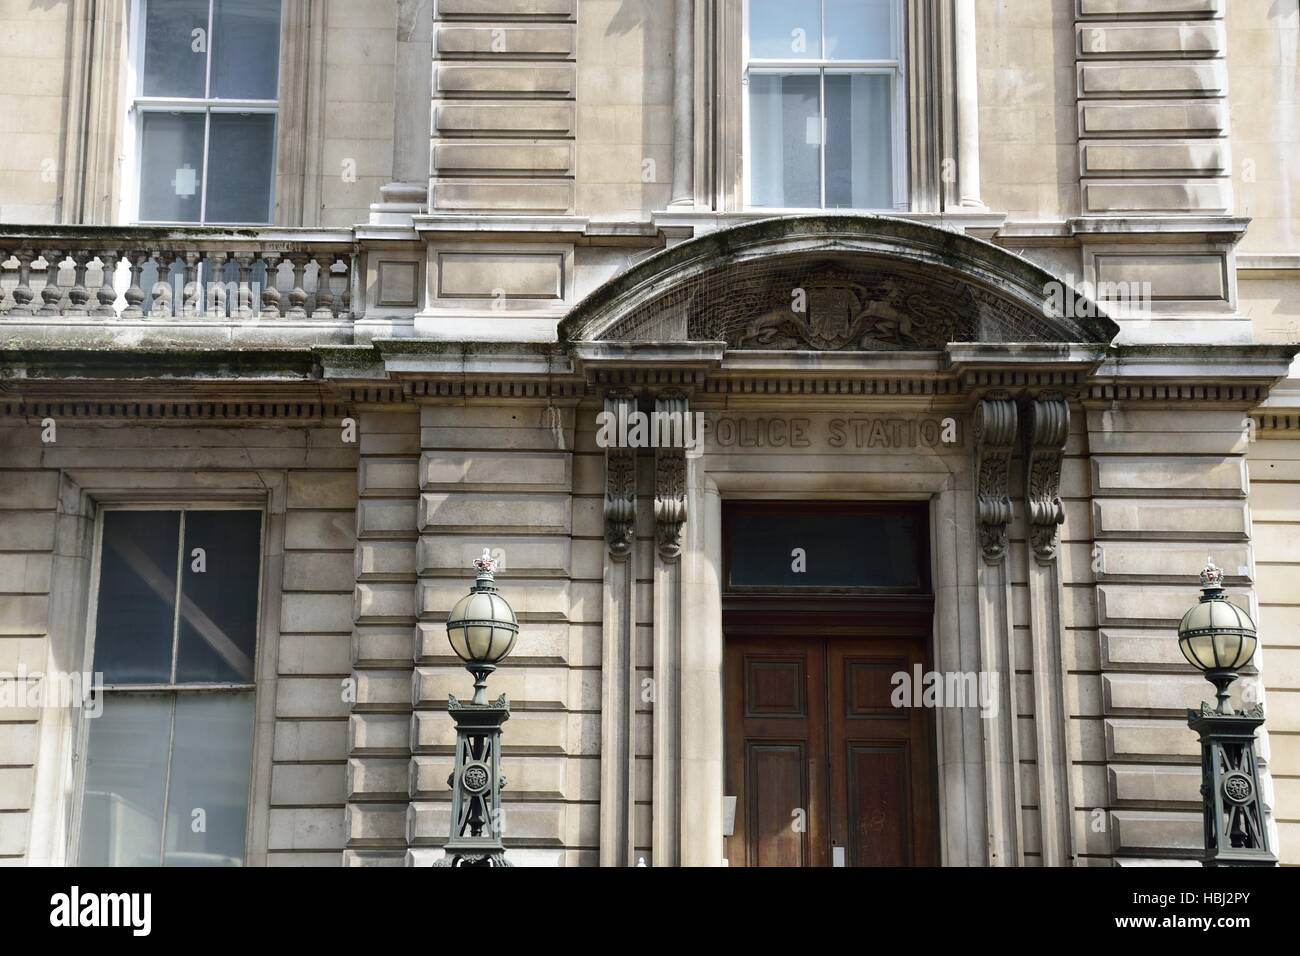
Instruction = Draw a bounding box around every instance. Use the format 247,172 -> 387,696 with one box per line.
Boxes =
0,0 -> 1298,867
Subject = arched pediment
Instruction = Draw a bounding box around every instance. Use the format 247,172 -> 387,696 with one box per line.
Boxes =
558,215 -> 1119,350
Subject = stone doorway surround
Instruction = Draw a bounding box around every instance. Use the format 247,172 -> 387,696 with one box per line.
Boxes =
554,215 -> 1119,865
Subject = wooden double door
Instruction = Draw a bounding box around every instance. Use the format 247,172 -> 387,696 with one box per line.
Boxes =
724,630 -> 938,867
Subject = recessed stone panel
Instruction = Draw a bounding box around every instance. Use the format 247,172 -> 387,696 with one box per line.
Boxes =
434,103 -> 574,136
1110,810 -> 1202,856
1079,0 -> 1220,15
421,450 -> 571,490
435,64 -> 574,95
415,534 -> 571,577
433,140 -> 573,174
1084,180 -> 1230,213
1076,22 -> 1223,57
420,492 -> 571,534
1092,498 -> 1247,537
1090,455 -> 1245,496
1108,764 -> 1201,805
436,25 -> 574,56
1102,672 -> 1224,715
1105,717 -> 1200,761
1080,101 -> 1226,136
437,0 -> 575,14
431,179 -> 574,213
1079,60 -> 1225,96
1081,141 -> 1226,176
436,252 -> 565,300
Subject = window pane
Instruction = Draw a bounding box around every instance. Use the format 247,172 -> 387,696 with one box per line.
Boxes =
749,72 -> 821,208
747,0 -> 821,59
727,506 -> 926,590
205,113 -> 276,224
176,511 -> 262,683
142,0 -> 209,97
77,695 -> 172,866
138,111 -> 206,223
163,694 -> 255,866
825,0 -> 896,60
825,73 -> 894,209
211,0 -> 282,100
94,511 -> 180,684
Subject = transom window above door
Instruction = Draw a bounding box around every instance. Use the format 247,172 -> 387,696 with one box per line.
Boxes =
744,0 -> 904,211
130,0 -> 282,224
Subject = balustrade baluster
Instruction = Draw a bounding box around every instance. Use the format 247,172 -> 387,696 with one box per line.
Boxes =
339,254 -> 352,317
38,251 -> 65,317
65,251 -> 92,317
94,252 -> 119,318
312,254 -> 336,319
181,252 -> 201,317
286,254 -> 309,319
9,250 -> 36,317
207,251 -> 229,319
122,252 -> 148,319
151,253 -> 179,318
234,252 -> 255,320
260,253 -> 282,319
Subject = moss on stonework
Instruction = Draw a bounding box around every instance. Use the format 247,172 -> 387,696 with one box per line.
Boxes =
0,345 -> 321,382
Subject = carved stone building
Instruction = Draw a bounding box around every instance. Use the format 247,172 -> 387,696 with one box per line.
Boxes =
0,0 -> 1298,867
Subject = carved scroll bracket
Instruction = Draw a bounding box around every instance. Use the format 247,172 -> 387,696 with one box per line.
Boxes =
603,390 -> 636,559
973,394 -> 1018,562
654,390 -> 689,561
1023,394 -> 1070,562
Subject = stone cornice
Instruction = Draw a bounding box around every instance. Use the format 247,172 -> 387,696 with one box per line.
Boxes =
7,342 -> 1298,414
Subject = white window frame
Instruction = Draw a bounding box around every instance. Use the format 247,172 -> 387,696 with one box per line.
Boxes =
122,0 -> 282,226
741,0 -> 908,212
68,501 -> 266,867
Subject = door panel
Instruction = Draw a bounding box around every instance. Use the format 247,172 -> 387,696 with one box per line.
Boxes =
725,633 -> 937,867
827,641 -> 936,866
845,742 -> 911,867
725,638 -> 828,867
746,743 -> 808,867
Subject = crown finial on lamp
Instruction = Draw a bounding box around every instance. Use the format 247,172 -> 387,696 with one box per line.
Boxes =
1200,557 -> 1224,594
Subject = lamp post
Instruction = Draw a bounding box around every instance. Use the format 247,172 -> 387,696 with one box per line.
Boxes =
433,550 -> 518,867
1178,560 -> 1276,867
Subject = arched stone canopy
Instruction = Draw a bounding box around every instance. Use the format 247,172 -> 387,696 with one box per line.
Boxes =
559,216 -> 1120,351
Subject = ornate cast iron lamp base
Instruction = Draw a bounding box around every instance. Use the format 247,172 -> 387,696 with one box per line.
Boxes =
433,693 -> 512,868
1187,701 -> 1277,867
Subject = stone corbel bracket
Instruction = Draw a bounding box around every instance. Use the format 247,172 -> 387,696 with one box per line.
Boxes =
604,390 -> 637,558
1022,394 -> 1070,562
973,394 -> 1018,562
653,390 -> 689,561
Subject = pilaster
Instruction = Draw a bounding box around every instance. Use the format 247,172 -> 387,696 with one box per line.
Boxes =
1022,394 -> 1077,866
972,394 -> 1023,865
650,390 -> 688,865
599,390 -> 638,865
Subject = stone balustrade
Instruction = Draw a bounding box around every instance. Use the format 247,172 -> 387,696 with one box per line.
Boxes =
0,227 -> 358,325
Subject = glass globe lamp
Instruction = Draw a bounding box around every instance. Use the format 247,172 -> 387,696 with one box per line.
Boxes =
445,550 -> 518,703
1177,560 -> 1257,713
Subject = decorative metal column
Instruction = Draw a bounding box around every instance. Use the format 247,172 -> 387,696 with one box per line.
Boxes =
433,551 -> 518,868
1178,561 -> 1277,867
